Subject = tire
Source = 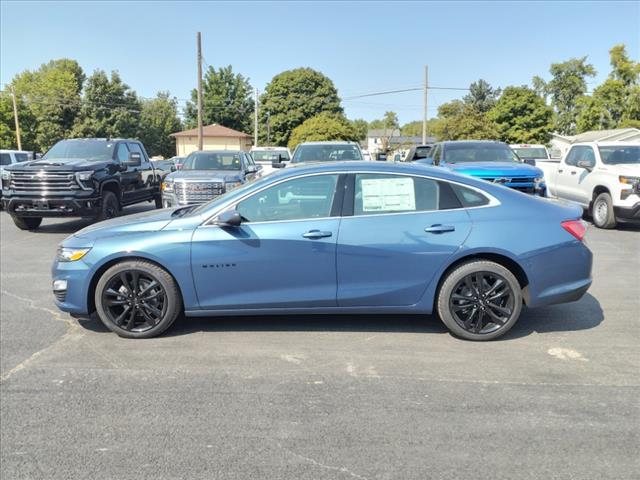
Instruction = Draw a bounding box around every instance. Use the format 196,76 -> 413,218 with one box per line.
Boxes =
437,260 -> 523,341
12,216 -> 42,231
95,191 -> 120,222
591,192 -> 616,229
154,195 -> 163,209
94,260 -> 182,339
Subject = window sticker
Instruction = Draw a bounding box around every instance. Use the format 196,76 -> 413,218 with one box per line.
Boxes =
361,177 -> 416,212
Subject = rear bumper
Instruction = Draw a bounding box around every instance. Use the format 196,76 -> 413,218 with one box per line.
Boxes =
614,203 -> 640,223
2,195 -> 101,217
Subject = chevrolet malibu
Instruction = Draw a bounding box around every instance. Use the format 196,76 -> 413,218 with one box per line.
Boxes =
52,162 -> 592,341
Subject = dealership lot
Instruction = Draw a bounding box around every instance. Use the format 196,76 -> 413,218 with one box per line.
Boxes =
0,208 -> 638,479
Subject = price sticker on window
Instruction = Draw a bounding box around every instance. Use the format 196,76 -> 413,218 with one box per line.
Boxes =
361,177 -> 415,212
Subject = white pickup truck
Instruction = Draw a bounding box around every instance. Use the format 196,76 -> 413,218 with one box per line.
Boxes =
537,141 -> 640,228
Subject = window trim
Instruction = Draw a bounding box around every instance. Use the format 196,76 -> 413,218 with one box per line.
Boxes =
200,170 -> 499,227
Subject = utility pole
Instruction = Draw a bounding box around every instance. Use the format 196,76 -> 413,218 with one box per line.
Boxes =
254,88 -> 259,147
422,65 -> 428,145
266,111 -> 271,145
10,86 -> 22,151
196,32 -> 204,151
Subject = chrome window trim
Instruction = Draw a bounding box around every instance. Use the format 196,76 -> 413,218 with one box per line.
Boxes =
200,170 -> 500,227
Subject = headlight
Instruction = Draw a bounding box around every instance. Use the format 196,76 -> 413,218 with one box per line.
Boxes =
1,170 -> 11,181
225,181 -> 243,191
75,171 -> 94,181
619,176 -> 639,185
162,180 -> 174,192
56,247 -> 91,262
534,176 -> 545,185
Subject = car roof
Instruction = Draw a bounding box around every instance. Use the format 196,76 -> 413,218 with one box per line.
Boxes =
440,140 -> 506,146
572,141 -> 640,147
189,150 -> 243,154
251,146 -> 288,150
510,144 -> 546,148
296,141 -> 360,146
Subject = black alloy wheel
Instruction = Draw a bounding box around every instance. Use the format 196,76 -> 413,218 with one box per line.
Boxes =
95,260 -> 182,338
449,271 -> 515,334
96,191 -> 120,221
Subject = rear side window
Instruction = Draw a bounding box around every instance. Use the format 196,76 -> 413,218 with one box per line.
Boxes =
451,183 -> 491,207
15,153 -> 29,162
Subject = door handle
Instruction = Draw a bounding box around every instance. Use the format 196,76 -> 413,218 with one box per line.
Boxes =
302,230 -> 332,239
424,224 -> 455,234
558,169 -> 564,173
571,170 -> 577,175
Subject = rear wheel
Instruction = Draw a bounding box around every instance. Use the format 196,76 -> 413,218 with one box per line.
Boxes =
12,216 -> 42,231
591,192 -> 616,229
94,260 -> 182,339
437,260 -> 522,341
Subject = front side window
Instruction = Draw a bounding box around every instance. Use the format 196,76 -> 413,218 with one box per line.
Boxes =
236,174 -> 339,223
128,142 -> 148,162
0,153 -> 11,166
564,147 -> 581,166
354,174 -> 443,215
116,143 -> 130,163
14,153 -> 29,162
182,152 -> 242,171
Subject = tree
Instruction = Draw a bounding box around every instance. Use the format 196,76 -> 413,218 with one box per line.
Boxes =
259,68 -> 342,146
488,86 -> 553,143
350,118 -> 369,142
400,119 -> 440,138
535,57 -> 596,135
433,100 -> 499,140
288,112 -> 358,150
72,70 -> 140,139
609,44 -> 640,87
463,79 -> 500,113
10,58 -> 85,151
369,111 -> 399,130
184,65 -> 253,134
138,92 -> 182,158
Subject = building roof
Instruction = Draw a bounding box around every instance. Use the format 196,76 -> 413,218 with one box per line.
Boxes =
170,124 -> 252,138
368,128 -> 401,138
552,128 -> 640,143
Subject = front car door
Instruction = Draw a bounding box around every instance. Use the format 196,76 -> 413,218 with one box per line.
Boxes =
115,142 -> 137,204
191,173 -> 344,310
128,142 -> 156,201
557,146 -> 589,204
337,172 -> 472,306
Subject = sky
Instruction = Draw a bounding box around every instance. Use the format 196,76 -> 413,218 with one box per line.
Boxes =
1,0 -> 639,125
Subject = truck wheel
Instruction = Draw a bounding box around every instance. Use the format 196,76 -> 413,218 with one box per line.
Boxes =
94,260 -> 182,338
12,216 -> 42,231
436,260 -> 522,341
592,192 -> 616,229
96,191 -> 120,221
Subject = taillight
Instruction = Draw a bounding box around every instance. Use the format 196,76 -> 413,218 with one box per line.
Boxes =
561,220 -> 587,241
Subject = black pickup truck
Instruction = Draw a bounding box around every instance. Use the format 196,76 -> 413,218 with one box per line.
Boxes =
1,138 -> 164,230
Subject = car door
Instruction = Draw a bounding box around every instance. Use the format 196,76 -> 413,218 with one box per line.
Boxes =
573,146 -> 596,204
557,146 -> 588,203
191,173 -> 343,310
242,152 -> 259,181
337,173 -> 472,307
128,142 -> 156,201
115,142 -> 137,204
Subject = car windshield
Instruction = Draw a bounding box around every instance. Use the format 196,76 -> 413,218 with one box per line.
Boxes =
291,144 -> 362,163
182,152 -> 242,171
598,146 -> 640,165
42,140 -> 115,162
512,147 -> 548,159
445,144 -> 520,163
252,150 -> 290,162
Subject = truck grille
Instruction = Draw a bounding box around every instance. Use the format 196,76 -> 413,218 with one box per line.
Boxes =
175,181 -> 225,204
481,177 -> 537,194
9,171 -> 79,191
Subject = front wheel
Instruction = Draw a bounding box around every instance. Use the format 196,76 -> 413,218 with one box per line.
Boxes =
437,260 -> 522,341
591,192 -> 617,229
12,216 -> 42,231
94,260 -> 182,338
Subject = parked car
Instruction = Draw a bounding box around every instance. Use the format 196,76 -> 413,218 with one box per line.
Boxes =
168,156 -> 186,170
510,144 -> 552,164
403,144 -> 434,162
151,158 -> 177,174
0,149 -> 32,205
250,146 -> 291,171
285,141 -> 363,167
52,161 -> 592,341
161,150 -> 261,208
1,138 -> 163,230
537,142 -> 640,228
420,141 -> 546,196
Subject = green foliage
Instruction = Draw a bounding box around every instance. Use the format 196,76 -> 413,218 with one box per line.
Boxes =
259,68 -> 342,146
350,118 -> 369,142
488,86 -> 553,143
433,101 -> 498,140
463,79 -> 500,113
71,70 -> 140,140
288,113 -> 358,150
609,44 -> 640,87
400,119 -> 440,138
184,65 -> 253,134
536,57 -> 596,135
369,111 -> 399,130
138,92 -> 182,158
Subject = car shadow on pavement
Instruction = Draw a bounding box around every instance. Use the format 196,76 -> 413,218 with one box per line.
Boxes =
77,293 -> 604,341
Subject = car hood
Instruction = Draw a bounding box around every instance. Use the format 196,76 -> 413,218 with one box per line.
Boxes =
444,161 -> 543,177
5,158 -> 113,172
71,208 -> 181,243
167,169 -> 243,181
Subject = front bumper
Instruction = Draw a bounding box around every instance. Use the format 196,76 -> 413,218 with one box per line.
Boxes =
2,195 -> 101,217
51,257 -> 93,314
614,202 -> 640,223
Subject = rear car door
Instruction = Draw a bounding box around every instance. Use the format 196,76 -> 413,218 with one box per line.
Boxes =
191,173 -> 343,310
336,173 -> 472,306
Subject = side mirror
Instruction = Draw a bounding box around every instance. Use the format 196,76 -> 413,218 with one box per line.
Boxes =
246,165 -> 257,174
170,165 -> 177,172
124,152 -> 142,166
217,209 -> 242,227
523,159 -> 536,166
577,160 -> 593,171
272,158 -> 286,168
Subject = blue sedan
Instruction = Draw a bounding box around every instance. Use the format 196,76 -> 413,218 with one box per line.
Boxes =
52,162 -> 592,341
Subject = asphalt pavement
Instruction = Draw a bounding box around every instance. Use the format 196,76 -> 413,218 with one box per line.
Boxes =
1,207 -> 638,480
